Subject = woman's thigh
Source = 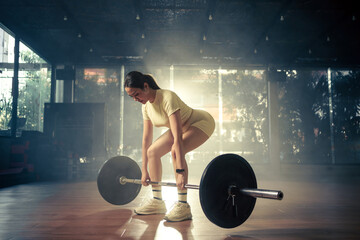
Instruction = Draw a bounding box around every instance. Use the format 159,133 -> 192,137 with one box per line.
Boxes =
182,126 -> 210,154
148,130 -> 174,159
149,126 -> 209,159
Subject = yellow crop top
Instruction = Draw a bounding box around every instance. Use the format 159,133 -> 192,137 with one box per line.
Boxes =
142,89 -> 193,128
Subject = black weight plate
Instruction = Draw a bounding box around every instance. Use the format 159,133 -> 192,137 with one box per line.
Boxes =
97,156 -> 142,205
199,154 -> 257,228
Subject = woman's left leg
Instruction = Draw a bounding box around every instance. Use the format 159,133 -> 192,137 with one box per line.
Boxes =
183,126 -> 210,153
165,126 -> 210,222
171,126 -> 210,183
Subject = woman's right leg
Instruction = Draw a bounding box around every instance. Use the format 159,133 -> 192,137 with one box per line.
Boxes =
147,130 -> 174,183
134,130 -> 174,215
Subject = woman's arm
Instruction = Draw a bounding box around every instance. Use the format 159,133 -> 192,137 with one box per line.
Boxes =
169,110 -> 186,189
141,119 -> 153,186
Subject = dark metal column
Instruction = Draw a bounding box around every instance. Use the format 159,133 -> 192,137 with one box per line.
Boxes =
10,36 -> 19,138
50,65 -> 56,103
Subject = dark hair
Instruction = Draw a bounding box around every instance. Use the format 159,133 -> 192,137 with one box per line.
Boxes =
124,71 -> 160,90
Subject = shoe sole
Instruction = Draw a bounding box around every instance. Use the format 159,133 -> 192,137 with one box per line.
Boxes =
164,215 -> 192,222
134,209 -> 167,215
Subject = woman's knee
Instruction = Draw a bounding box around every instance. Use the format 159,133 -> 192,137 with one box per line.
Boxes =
147,130 -> 174,161
147,145 -> 169,161
147,146 -> 158,160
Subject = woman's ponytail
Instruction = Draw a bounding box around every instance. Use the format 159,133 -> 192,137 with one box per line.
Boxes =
124,71 -> 161,90
143,74 -> 160,90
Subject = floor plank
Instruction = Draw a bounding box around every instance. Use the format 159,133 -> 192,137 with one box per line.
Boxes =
0,173 -> 359,239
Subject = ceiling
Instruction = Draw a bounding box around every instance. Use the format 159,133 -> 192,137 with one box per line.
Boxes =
0,0 -> 359,68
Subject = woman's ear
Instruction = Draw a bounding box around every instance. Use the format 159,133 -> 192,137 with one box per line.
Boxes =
143,82 -> 149,91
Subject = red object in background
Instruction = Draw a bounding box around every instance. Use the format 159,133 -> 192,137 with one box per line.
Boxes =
0,140 -> 34,176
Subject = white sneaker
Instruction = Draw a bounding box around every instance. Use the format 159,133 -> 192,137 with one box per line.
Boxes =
164,202 -> 192,222
134,198 -> 167,215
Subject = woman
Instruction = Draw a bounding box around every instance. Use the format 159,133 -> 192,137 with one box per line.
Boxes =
124,71 -> 215,222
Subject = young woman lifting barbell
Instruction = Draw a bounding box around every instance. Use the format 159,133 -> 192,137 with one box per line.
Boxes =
124,71 -> 215,222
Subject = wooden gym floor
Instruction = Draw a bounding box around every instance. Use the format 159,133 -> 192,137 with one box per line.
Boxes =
0,171 -> 360,240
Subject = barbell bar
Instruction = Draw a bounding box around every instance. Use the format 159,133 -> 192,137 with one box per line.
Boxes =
119,176 -> 283,200
97,153 -> 284,228
119,176 -> 200,189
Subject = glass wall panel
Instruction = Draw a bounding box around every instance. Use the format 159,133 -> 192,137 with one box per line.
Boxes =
0,27 -> 14,136
74,65 -> 360,166
173,66 -> 219,167
278,70 -> 332,164
332,70 -> 360,164
0,68 -> 13,135
221,70 -> 268,164
17,42 -> 51,133
75,68 -> 121,157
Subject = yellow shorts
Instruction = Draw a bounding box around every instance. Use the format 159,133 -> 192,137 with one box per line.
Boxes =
182,109 -> 215,138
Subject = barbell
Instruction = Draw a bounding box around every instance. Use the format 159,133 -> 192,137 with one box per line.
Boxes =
97,153 -> 283,228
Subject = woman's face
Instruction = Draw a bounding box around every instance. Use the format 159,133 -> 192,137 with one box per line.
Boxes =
125,86 -> 149,104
